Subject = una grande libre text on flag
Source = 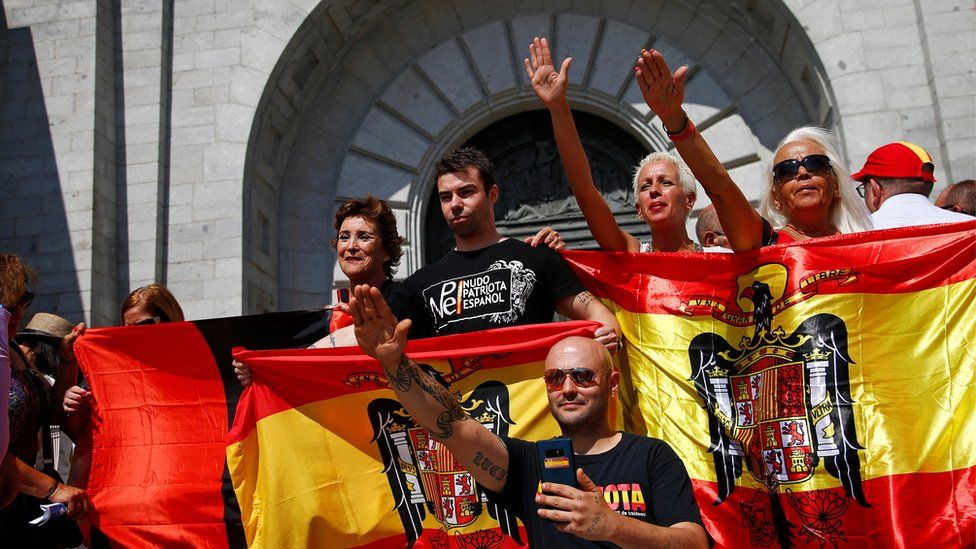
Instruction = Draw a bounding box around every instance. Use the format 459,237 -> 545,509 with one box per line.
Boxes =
75,221 -> 975,548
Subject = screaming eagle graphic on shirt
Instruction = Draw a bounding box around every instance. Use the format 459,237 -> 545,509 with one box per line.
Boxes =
423,260 -> 537,330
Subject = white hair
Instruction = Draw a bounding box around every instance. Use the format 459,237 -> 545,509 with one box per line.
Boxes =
758,126 -> 873,234
632,151 -> 698,197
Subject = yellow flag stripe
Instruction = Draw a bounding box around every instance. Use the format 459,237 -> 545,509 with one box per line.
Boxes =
228,360 -> 561,548
611,278 -> 976,493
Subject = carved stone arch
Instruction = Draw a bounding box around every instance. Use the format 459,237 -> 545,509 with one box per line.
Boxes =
242,0 -> 838,312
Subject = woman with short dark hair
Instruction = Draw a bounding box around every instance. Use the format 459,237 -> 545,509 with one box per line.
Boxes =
322,195 -> 405,335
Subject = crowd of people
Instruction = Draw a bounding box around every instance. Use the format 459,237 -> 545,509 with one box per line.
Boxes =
0,37 -> 973,547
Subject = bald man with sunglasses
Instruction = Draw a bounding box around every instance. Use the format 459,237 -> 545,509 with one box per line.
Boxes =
351,285 -> 707,548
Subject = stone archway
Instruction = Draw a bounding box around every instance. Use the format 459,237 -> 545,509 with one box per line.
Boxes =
242,0 -> 837,312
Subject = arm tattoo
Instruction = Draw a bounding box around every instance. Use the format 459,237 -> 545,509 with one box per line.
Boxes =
385,354 -> 417,392
472,451 -> 508,482
434,399 -> 468,440
384,354 -> 471,440
576,291 -> 596,309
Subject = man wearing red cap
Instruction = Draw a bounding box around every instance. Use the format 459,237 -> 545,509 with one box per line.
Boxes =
852,141 -> 973,229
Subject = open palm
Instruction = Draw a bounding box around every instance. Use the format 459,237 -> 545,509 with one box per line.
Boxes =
524,36 -> 571,106
635,49 -> 688,119
350,284 -> 410,366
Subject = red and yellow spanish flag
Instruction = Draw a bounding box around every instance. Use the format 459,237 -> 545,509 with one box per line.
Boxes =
73,310 -> 331,547
565,221 -> 976,547
73,222 -> 974,548
226,321 -> 598,548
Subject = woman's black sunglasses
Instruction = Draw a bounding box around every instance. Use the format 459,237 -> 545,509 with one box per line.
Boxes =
772,154 -> 832,185
18,290 -> 34,309
543,368 -> 599,390
133,316 -> 161,326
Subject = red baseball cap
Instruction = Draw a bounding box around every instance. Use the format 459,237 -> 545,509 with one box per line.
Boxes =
851,141 -> 937,183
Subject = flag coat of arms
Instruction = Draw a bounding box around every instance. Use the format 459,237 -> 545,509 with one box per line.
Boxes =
73,222 -> 973,548
565,221 -> 975,547
226,322 -> 599,548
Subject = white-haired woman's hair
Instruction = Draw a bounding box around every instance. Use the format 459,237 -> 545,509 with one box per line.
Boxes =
758,126 -> 873,234
632,151 -> 698,197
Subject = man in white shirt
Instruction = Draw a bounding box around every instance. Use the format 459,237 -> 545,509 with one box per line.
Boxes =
852,141 -> 973,229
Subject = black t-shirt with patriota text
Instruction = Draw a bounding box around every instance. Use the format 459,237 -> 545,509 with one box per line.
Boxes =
483,433 -> 704,548
386,239 -> 586,338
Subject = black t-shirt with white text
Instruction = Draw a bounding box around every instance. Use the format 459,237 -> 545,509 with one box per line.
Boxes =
386,239 -> 586,338
484,433 -> 704,548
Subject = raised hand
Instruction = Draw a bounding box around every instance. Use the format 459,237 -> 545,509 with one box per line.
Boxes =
524,36 -> 572,107
635,49 -> 688,129
350,284 -> 411,368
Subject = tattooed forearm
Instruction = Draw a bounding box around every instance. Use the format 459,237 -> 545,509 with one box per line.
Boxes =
434,400 -> 468,440
472,451 -> 508,481
384,354 -> 418,391
576,291 -> 596,308
419,368 -> 470,439
385,353 -> 471,440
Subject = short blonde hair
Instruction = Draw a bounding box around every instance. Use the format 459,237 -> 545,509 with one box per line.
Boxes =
632,151 -> 698,197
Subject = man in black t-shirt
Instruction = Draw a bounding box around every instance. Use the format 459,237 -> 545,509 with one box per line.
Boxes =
352,286 -> 708,548
385,147 -> 620,348
387,238 -> 586,338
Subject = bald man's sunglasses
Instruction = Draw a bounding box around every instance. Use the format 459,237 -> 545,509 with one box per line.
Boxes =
544,368 -> 598,390
772,154 -> 832,185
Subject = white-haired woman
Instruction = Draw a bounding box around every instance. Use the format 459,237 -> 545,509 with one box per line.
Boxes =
525,37 -> 702,252
634,49 -> 872,249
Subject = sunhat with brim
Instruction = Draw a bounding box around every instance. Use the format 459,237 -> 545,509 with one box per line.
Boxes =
17,312 -> 74,341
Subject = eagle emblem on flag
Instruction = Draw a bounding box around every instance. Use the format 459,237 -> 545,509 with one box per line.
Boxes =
367,361 -> 522,547
687,264 -> 869,544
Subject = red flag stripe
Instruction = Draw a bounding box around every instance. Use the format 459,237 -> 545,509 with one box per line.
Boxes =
75,323 -> 229,548
565,222 -> 976,315
692,464 -> 976,547
226,321 -> 597,444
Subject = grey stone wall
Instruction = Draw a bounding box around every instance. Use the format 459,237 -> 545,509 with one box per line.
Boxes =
1,0 -> 973,324
2,0 -> 102,324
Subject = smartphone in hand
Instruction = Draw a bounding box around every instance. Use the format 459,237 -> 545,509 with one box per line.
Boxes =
537,437 -> 577,488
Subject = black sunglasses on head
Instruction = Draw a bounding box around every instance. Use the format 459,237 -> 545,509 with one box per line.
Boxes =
772,154 -> 832,185
543,368 -> 599,390
18,290 -> 34,309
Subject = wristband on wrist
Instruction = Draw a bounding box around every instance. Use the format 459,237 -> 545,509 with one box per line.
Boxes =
44,480 -> 60,499
663,114 -> 696,142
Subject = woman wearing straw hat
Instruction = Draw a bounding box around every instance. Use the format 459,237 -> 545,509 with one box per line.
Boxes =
0,254 -> 91,543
